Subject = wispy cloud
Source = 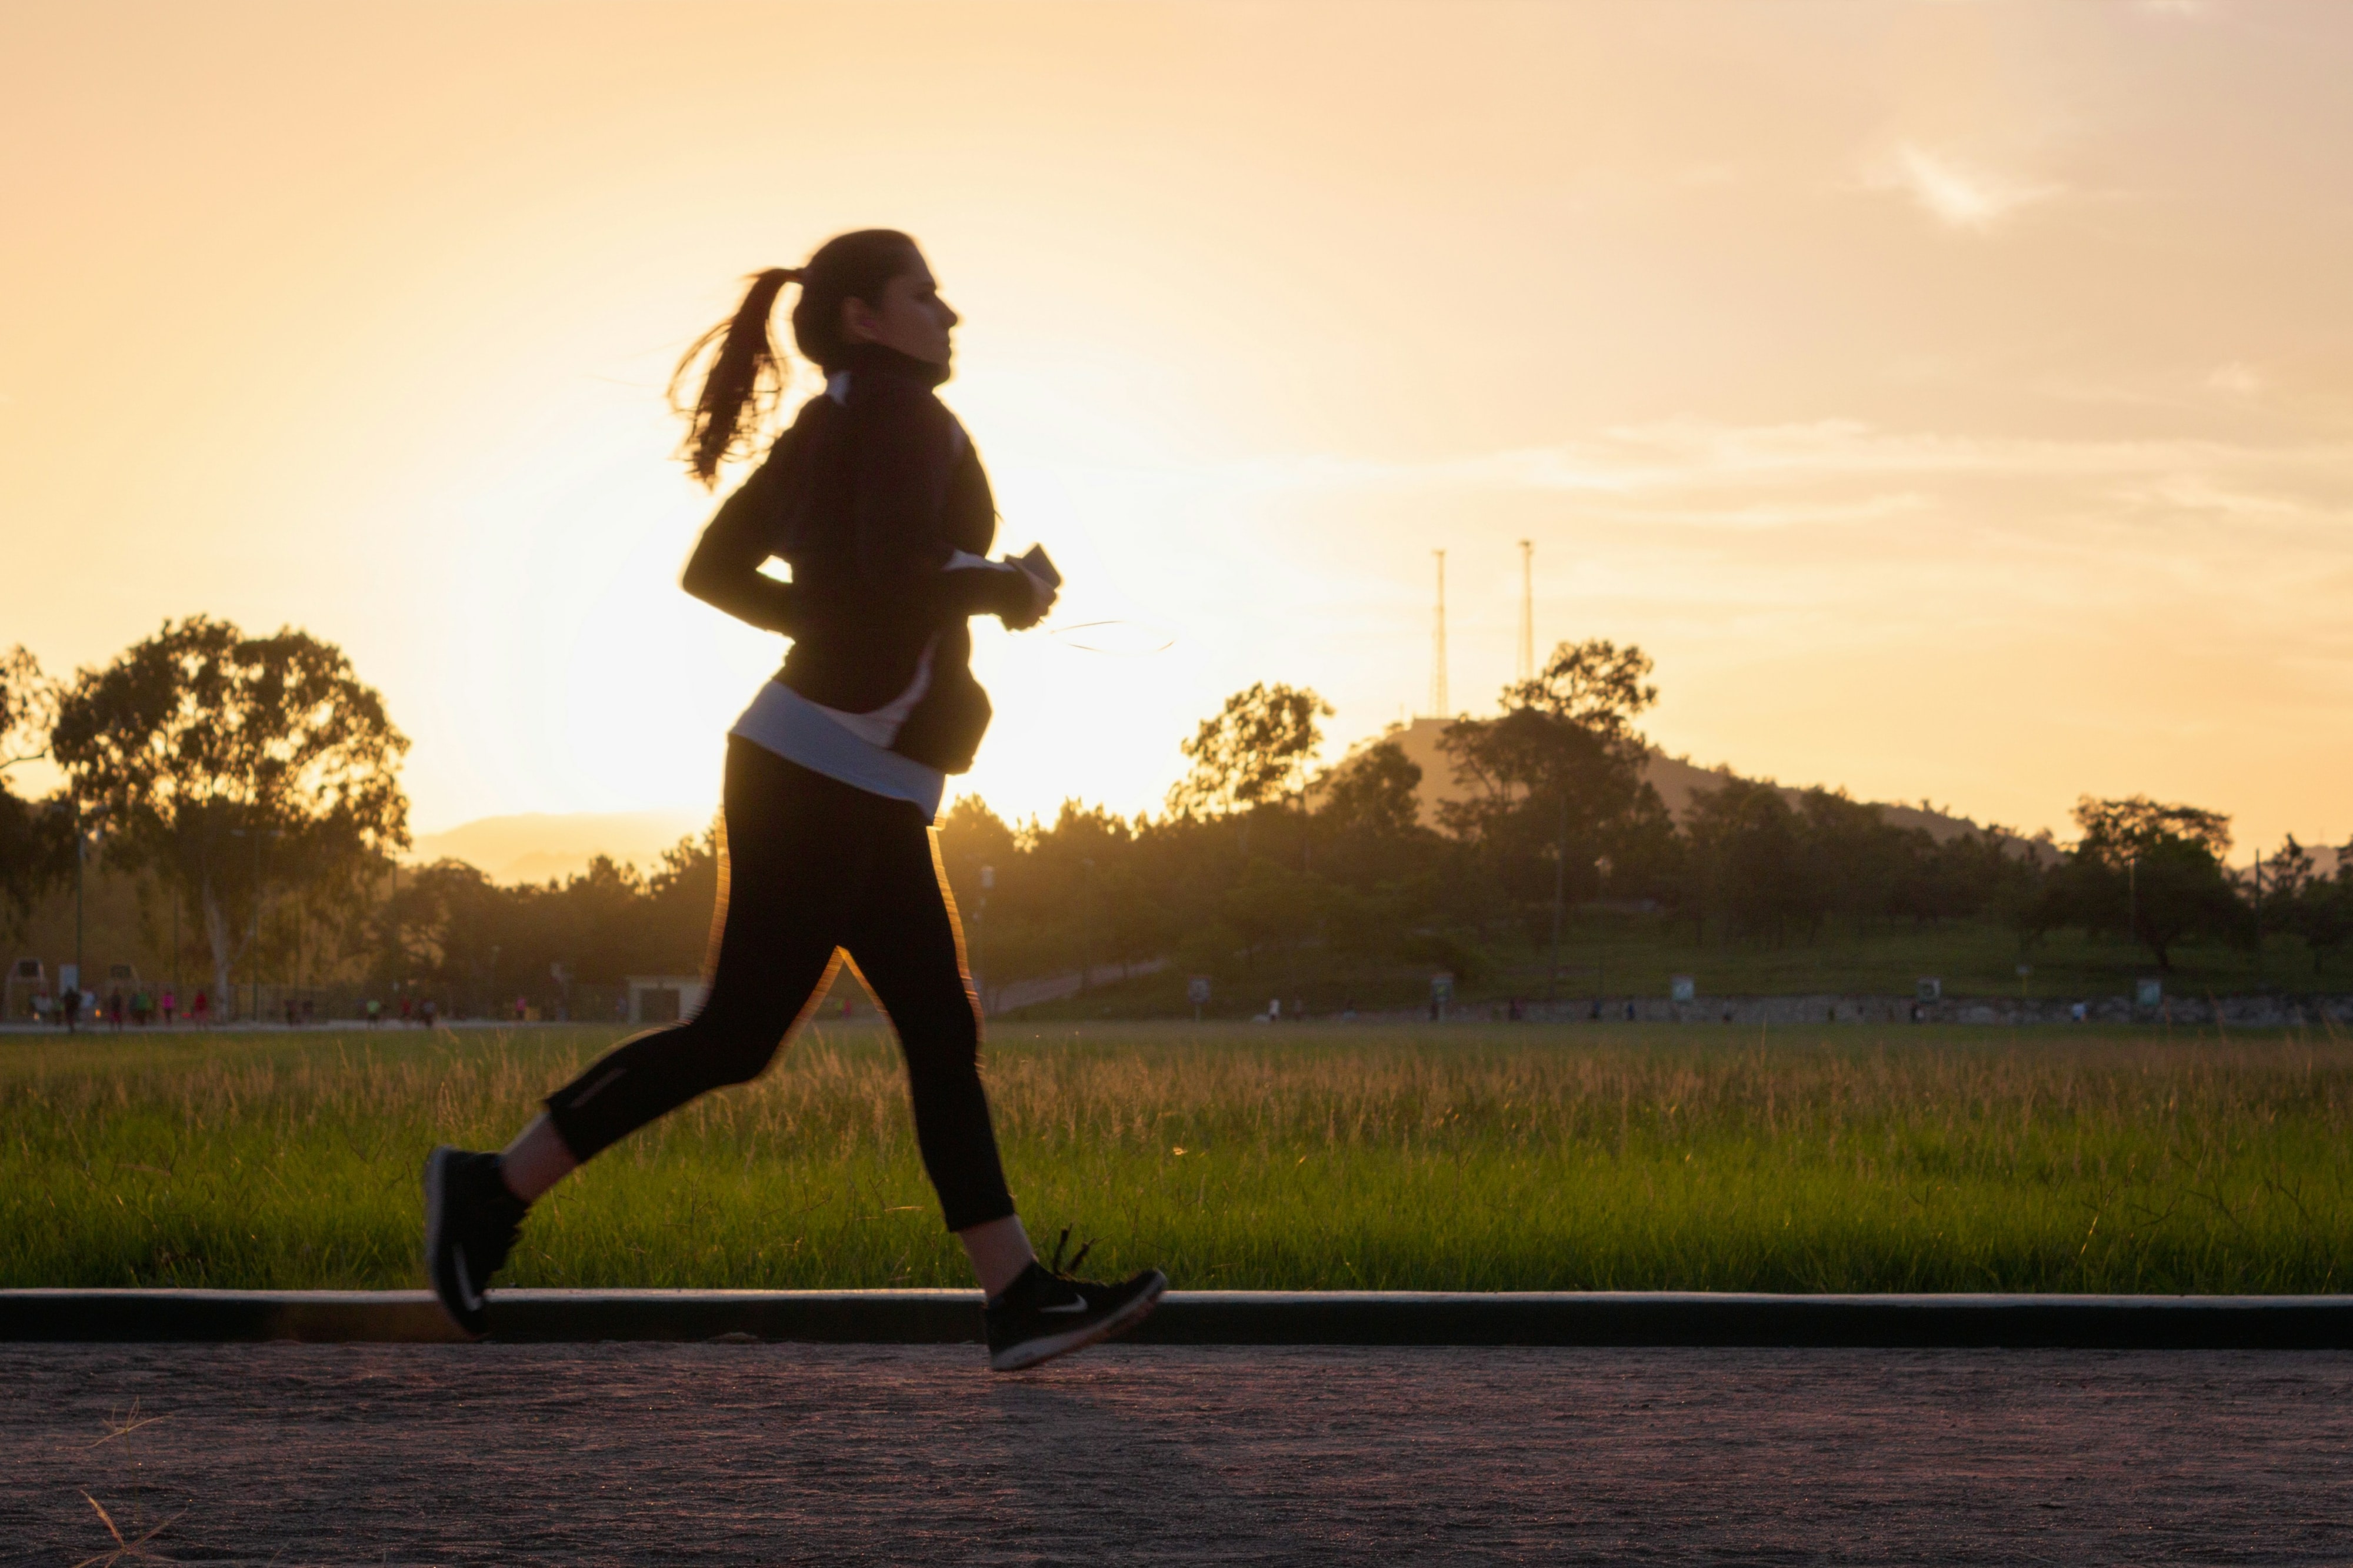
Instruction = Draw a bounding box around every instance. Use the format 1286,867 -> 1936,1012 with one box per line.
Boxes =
1869,144 -> 2061,231
1210,418 -> 2353,500
2208,361 -> 2264,396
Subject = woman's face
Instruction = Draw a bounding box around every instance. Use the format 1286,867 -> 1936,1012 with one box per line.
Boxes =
842,255 -> 959,365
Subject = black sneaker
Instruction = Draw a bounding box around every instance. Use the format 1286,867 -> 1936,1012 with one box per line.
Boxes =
423,1146 -> 527,1339
984,1230 -> 1167,1372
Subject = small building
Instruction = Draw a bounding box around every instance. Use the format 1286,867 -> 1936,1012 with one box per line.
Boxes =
625,975 -> 706,1025
6,957 -> 45,1020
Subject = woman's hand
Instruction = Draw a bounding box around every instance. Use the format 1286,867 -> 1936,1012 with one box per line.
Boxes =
1001,563 -> 1058,630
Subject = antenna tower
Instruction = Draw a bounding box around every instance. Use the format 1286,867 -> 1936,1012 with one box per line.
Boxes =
1517,539 -> 1534,685
1430,549 -> 1448,718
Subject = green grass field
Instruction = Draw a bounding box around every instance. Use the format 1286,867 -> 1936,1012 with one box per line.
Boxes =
5,1020 -> 2349,1295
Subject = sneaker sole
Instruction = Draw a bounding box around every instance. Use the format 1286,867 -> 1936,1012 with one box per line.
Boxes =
422,1146 -> 488,1341
989,1271 -> 1168,1373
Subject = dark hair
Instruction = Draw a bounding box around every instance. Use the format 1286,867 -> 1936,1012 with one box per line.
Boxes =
669,229 -> 923,486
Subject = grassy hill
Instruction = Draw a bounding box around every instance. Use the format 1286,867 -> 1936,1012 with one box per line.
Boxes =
1008,912 -> 2348,1021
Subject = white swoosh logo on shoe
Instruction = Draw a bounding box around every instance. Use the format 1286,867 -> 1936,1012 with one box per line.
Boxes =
1039,1299 -> 1091,1315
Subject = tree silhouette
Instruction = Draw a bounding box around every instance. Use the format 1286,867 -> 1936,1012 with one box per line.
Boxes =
1438,639 -> 1668,935
0,646 -> 73,926
1318,740 -> 1425,842
1168,683 -> 1332,818
1503,638 -> 1658,755
52,617 -> 411,1012
2027,795 -> 2242,970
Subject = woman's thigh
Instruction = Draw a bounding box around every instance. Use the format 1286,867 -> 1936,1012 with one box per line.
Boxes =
699,744 -> 875,1015
841,810 -> 975,1044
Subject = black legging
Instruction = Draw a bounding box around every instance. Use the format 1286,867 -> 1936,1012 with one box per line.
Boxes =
543,738 -> 1014,1232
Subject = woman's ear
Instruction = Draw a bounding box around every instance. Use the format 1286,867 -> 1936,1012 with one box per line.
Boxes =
841,293 -> 879,346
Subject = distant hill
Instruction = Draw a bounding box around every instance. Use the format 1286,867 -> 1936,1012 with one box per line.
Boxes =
1378,717 -> 2042,853
406,810 -> 707,886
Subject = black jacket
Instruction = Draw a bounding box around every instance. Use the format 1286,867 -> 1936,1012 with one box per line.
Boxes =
683,345 -> 1033,773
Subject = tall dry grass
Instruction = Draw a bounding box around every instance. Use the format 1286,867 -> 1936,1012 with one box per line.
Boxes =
4,1021 -> 2348,1292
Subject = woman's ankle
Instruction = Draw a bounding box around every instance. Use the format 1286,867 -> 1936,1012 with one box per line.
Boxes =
959,1214 -> 1036,1298
498,1113 -> 579,1204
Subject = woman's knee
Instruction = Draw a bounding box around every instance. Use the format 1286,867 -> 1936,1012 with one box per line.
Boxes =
898,1009 -> 984,1093
670,1006 -> 789,1090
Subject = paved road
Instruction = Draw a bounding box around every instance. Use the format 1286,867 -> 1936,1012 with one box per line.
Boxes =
4,1342 -> 2348,1565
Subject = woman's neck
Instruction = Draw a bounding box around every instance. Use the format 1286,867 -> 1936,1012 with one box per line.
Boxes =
839,340 -> 952,386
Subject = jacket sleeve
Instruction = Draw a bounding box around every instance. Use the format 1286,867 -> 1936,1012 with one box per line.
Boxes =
680,445 -> 804,635
848,377 -> 1037,623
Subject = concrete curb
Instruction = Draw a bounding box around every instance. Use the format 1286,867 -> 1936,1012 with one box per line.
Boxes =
4,1290 -> 2351,1350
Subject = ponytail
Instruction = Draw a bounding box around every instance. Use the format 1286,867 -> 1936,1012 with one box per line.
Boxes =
670,268 -> 799,488
669,230 -> 922,487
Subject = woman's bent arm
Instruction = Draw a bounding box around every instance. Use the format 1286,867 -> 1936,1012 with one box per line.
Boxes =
682,459 -> 804,633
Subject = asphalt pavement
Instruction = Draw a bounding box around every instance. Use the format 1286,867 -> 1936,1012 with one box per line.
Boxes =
4,1341 -> 2348,1565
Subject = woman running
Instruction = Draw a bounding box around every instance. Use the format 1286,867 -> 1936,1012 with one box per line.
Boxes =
424,229 -> 1165,1370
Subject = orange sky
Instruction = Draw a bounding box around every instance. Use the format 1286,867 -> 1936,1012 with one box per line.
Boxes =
5,2 -> 2349,858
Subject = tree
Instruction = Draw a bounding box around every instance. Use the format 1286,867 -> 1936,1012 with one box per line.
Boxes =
52,617 -> 412,1012
1680,776 -> 1809,943
1317,739 -> 1425,842
1502,638 -> 1659,755
0,646 -> 74,925
1168,683 -> 1332,817
1218,856 -> 1323,975
2274,837 -> 2353,975
1436,640 -> 1667,936
2025,795 -> 2242,970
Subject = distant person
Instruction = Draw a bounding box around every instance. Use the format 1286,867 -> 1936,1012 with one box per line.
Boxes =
425,232 -> 1163,1370
421,997 -> 438,1029
365,997 -> 381,1027
61,987 -> 81,1033
161,987 -> 176,1026
108,987 -> 125,1030
191,990 -> 208,1027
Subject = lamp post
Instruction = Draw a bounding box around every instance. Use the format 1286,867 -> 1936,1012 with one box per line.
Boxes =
68,800 -> 110,1022
2128,853 -> 2139,962
2253,847 -> 2264,990
1593,854 -> 1613,1012
1078,856 -> 1096,995
1547,799 -> 1568,1001
388,858 -> 399,1003
72,798 -> 86,1005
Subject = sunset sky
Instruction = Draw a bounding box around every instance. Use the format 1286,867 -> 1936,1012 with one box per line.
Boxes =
5,1 -> 2349,859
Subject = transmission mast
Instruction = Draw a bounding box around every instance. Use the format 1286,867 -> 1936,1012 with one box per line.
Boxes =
1517,539 -> 1534,685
